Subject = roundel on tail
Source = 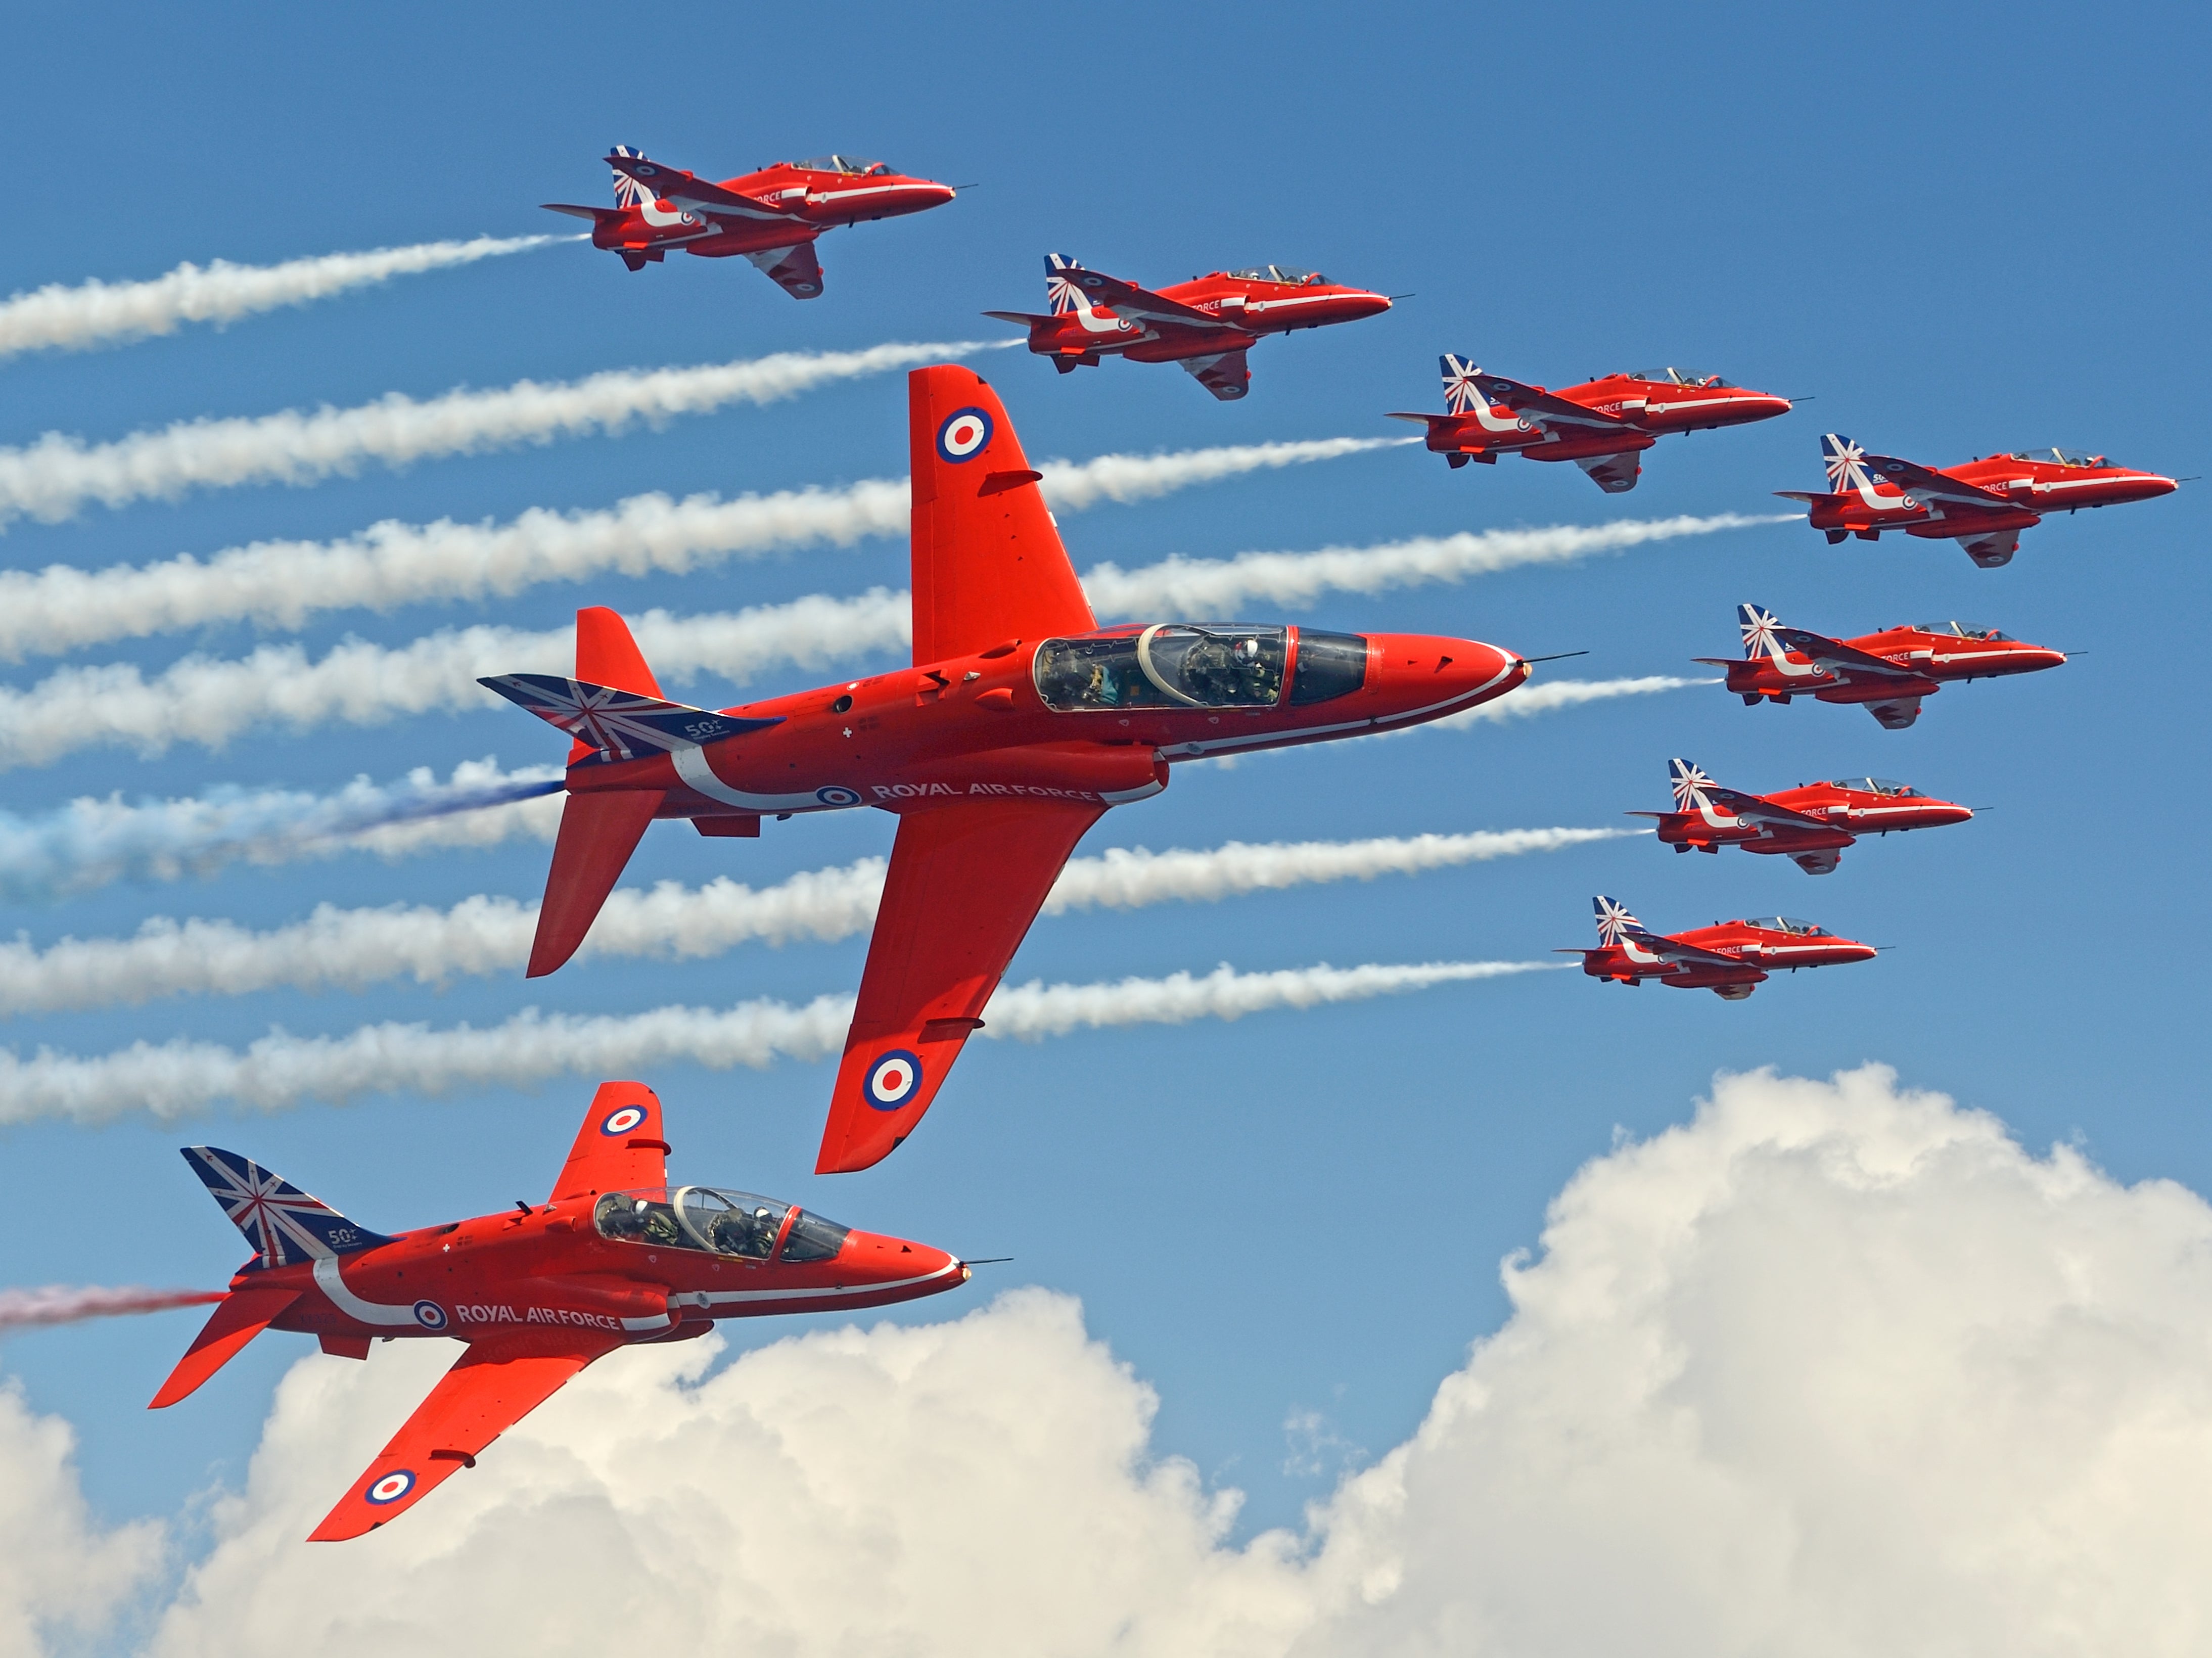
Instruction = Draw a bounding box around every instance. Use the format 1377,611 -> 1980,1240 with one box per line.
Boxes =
864,1049 -> 924,1111
936,408 -> 993,463
600,1105 -> 647,1136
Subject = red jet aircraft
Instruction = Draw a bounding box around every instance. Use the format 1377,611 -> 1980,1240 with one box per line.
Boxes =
480,366 -> 1530,1173
543,145 -> 955,295
1635,757 -> 1972,874
1563,896 -> 1877,999
1388,356 -> 1791,492
1700,603 -> 2065,729
1779,434 -> 2178,567
985,254 -> 1390,399
150,1081 -> 969,1541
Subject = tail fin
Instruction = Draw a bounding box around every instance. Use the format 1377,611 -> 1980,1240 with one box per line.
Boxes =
1594,896 -> 1641,947
477,608 -> 783,979
609,144 -> 657,208
1822,433 -> 1872,492
1669,758 -> 1715,811
1045,253 -> 1089,314
1441,353 -> 1484,413
909,364 -> 1095,665
1737,603 -> 1786,661
181,1146 -> 391,1271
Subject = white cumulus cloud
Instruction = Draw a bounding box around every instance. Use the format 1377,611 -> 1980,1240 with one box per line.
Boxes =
42,1064 -> 2205,1657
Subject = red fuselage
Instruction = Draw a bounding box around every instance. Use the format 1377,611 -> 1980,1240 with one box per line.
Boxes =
1653,779 -> 1972,868
1582,919 -> 1878,996
582,161 -> 953,263
1417,372 -> 1790,464
568,625 -> 1527,826
1805,450 -> 2176,540
1723,623 -> 2065,710
1021,271 -> 1390,366
226,1192 -> 965,1355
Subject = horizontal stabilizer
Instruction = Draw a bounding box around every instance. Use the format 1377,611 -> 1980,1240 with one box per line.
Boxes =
542,203 -> 622,225
479,674 -> 779,763
530,789 -> 665,978
149,1287 -> 300,1409
982,310 -> 1060,328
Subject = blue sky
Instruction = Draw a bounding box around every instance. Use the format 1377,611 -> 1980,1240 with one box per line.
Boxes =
1,0 -> 2206,1575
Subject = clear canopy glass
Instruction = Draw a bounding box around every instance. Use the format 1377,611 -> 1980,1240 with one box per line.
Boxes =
1036,626 -> 1287,711
792,155 -> 890,175
1915,622 -> 2014,640
2006,447 -> 2107,468
1736,917 -> 1831,936
1822,777 -> 1921,797
1628,367 -> 1735,388
592,1187 -> 850,1263
1225,265 -> 1322,285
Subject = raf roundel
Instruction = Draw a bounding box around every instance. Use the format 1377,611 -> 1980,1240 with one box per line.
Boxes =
816,785 -> 862,808
864,1049 -> 924,1112
367,1469 -> 417,1505
936,407 -> 993,464
412,1300 -> 448,1331
600,1104 -> 647,1136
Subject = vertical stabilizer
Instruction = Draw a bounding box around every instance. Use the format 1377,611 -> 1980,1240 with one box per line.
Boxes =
908,365 -> 1095,665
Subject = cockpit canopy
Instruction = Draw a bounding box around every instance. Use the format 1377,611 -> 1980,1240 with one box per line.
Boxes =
2006,447 -> 2108,468
1913,621 -> 2013,641
1224,265 -> 1323,285
1823,776 -> 1921,797
1735,917 -> 1831,937
1033,626 -> 1370,712
1628,367 -> 1735,388
790,155 -> 892,176
593,1186 -> 851,1263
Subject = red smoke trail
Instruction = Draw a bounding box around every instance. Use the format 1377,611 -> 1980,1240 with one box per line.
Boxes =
0,1285 -> 224,1331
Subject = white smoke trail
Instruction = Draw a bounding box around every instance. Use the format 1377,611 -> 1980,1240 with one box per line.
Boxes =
0,1286 -> 223,1331
0,340 -> 995,527
1434,675 -> 1722,728
0,957 -> 1554,1126
0,757 -> 560,901
0,437 -> 1402,662
1082,513 -> 1791,617
0,827 -> 1631,1015
0,235 -> 570,361
0,511 -> 1757,767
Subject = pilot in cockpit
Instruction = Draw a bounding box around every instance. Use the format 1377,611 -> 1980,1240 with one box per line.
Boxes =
709,1206 -> 781,1258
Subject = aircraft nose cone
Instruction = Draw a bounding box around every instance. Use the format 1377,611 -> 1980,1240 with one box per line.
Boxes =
1369,635 -> 1528,716
1357,290 -> 1393,316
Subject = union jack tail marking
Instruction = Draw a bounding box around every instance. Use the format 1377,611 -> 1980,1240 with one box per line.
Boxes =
1738,603 -> 1786,662
1440,354 -> 1485,415
1045,253 -> 1091,316
1669,758 -> 1715,812
478,674 -> 782,765
1593,895 -> 1641,948
181,1147 -> 390,1271
609,145 -> 654,209
1822,432 -> 1873,494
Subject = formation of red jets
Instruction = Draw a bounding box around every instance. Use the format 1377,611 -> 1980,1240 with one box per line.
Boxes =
126,141 -> 2179,1535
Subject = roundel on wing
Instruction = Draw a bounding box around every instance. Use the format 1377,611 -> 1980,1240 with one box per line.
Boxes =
600,1104 -> 647,1136
936,408 -> 993,463
367,1469 -> 417,1505
864,1049 -> 924,1111
412,1300 -> 448,1331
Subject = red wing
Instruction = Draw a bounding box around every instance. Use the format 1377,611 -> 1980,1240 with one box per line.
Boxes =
308,1337 -> 619,1541
1700,785 -> 1829,832
1770,626 -> 1920,680
1642,932 -> 1747,970
1179,348 -> 1252,401
744,240 -> 824,299
548,1081 -> 668,1204
1575,451 -> 1643,493
1861,451 -> 2013,510
1062,265 -> 1241,333
1473,369 -> 1631,431
908,365 -> 1095,664
815,799 -> 1105,1173
606,155 -> 791,222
